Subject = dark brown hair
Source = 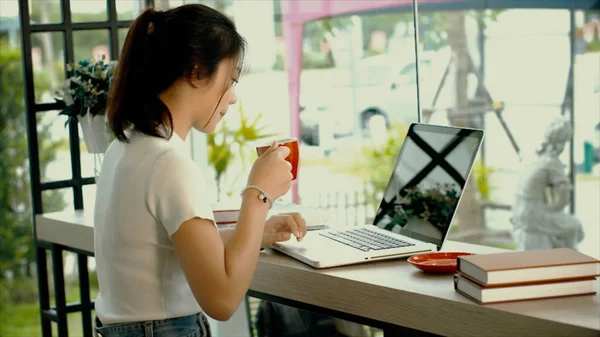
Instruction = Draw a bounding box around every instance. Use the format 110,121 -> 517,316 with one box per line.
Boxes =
107,4 -> 246,142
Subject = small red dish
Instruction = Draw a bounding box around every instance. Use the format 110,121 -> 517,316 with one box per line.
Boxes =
407,252 -> 474,273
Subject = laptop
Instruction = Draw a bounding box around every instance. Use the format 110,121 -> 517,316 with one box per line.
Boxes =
271,123 -> 484,268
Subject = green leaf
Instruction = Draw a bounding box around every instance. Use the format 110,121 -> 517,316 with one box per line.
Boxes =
206,100 -> 280,199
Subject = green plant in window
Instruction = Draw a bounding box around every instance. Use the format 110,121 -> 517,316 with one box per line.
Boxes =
338,121 -> 499,211
207,101 -> 277,200
335,122 -> 409,210
472,158 -> 501,202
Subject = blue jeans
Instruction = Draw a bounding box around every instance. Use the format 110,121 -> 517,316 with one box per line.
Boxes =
94,312 -> 212,337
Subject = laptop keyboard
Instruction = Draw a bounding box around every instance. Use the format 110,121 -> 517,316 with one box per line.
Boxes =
319,228 -> 414,252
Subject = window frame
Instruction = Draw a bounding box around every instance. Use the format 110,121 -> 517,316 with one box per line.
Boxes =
19,1 -> 153,336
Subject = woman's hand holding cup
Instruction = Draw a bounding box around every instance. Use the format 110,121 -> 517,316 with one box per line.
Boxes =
247,141 -> 293,201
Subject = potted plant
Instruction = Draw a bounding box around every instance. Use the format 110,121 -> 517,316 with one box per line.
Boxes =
54,57 -> 117,153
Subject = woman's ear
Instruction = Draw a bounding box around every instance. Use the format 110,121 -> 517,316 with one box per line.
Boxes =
187,69 -> 215,90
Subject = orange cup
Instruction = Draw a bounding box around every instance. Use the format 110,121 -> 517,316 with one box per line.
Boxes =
256,137 -> 299,180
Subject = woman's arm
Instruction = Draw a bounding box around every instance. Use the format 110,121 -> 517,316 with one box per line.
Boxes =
171,188 -> 270,321
217,227 -> 235,245
164,143 -> 293,321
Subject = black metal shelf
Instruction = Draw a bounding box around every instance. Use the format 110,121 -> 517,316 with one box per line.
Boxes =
37,241 -> 96,258
42,301 -> 97,321
29,21 -> 132,32
40,177 -> 97,191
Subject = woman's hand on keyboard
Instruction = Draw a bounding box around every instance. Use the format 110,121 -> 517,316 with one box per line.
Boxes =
261,212 -> 307,248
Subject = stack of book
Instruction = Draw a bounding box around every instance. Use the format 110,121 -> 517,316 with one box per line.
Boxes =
454,248 -> 600,304
212,200 -> 240,226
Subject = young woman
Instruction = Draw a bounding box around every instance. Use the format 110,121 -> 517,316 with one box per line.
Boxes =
93,4 -> 306,337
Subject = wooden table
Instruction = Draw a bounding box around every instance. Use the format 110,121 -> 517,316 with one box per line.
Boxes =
37,210 -> 600,337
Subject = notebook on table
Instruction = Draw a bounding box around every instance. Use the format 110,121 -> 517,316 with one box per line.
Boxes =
213,201 -> 331,229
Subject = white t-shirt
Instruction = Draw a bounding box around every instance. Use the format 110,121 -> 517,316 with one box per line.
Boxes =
93,129 -> 216,325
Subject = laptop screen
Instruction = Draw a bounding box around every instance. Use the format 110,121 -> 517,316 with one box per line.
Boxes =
372,123 -> 484,249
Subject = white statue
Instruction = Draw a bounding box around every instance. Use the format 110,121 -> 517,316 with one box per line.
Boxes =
510,118 -> 584,250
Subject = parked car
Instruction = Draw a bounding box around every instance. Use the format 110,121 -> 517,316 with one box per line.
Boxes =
299,104 -> 327,146
299,48 -> 455,142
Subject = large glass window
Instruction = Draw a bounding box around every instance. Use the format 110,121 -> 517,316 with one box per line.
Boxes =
291,6 -> 422,226
415,7 -> 599,258
268,2 -> 599,261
